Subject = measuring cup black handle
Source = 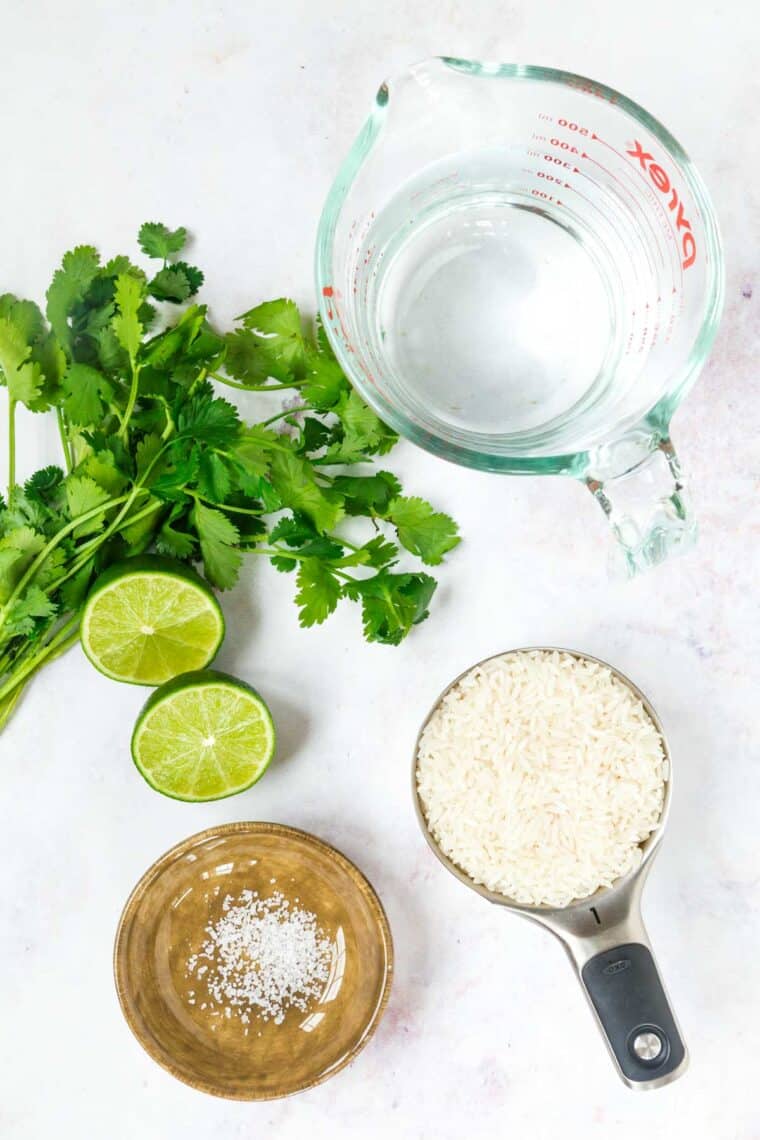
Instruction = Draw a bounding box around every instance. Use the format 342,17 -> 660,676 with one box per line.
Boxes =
580,941 -> 687,1086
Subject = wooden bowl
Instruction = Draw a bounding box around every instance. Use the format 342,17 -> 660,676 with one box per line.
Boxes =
114,822 -> 393,1099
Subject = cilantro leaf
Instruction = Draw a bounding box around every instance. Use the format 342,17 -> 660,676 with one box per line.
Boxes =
175,386 -> 240,446
1,490 -> 52,537
29,330 -> 66,410
0,297 -> 44,408
134,432 -> 164,479
269,512 -> 343,560
151,448 -> 200,502
295,559 -> 342,627
141,304 -> 207,371
173,262 -> 204,295
45,245 -> 100,354
156,515 -> 197,560
223,328 -> 291,385
112,274 -> 144,363
299,417 -> 332,454
0,527 -> 46,603
61,362 -> 113,425
198,452 -> 232,502
269,513 -> 319,547
343,571 -> 436,645
268,449 -> 344,533
331,471 -> 401,516
0,294 -> 44,342
138,222 -> 187,261
120,498 -> 163,550
148,266 -> 191,303
81,449 -> 128,496
191,500 -> 241,589
324,390 -> 397,463
24,466 -> 64,506
338,535 -> 398,570
64,475 -> 110,537
387,497 -> 460,565
236,298 -> 305,375
5,586 -> 56,638
301,347 -> 349,410
95,326 -> 127,373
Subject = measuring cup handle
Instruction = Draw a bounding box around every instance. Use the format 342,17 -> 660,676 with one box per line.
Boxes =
579,937 -> 687,1088
586,431 -> 695,577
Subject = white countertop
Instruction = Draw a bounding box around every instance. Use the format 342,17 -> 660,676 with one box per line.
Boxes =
1,2 -> 758,1137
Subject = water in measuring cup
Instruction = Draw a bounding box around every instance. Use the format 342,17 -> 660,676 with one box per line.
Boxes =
362,149 -> 658,439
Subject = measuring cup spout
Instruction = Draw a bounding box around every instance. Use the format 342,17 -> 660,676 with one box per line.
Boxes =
586,428 -> 695,577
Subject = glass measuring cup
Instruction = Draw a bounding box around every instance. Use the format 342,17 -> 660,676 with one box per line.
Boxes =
316,60 -> 724,576
412,648 -> 687,1090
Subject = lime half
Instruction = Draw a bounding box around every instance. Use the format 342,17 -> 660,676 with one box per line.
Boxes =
81,557 -> 224,685
131,669 -> 276,801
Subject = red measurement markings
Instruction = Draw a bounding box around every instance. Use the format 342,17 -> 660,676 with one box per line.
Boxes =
574,149 -> 668,280
409,170 -> 460,201
543,153 -> 573,169
549,138 -> 581,155
321,285 -> 334,319
536,171 -> 571,186
565,78 -> 620,106
560,182 -> 600,215
556,118 -> 590,135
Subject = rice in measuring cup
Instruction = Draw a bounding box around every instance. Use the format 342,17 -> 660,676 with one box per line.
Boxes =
415,650 -> 668,908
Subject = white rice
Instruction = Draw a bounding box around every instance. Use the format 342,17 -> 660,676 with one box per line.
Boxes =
416,650 -> 668,908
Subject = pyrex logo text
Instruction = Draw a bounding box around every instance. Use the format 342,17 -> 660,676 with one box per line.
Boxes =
627,140 -> 697,269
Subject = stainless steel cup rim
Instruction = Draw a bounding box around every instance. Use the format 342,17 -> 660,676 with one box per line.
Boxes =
412,646 -> 671,924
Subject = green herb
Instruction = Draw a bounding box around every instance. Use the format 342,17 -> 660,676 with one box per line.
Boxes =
0,224 -> 459,730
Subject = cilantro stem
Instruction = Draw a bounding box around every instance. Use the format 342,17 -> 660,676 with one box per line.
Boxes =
49,497 -> 164,595
187,368 -> 208,399
7,398 -> 16,498
118,364 -> 141,438
210,371 -> 303,393
0,680 -> 28,731
189,492 -> 263,517
246,545 -> 356,581
0,493 -> 135,625
56,407 -> 73,473
259,405 -> 308,427
1,433 -> 171,628
0,613 -> 81,704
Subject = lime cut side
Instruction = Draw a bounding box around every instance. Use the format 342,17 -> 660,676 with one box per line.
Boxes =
81,559 -> 224,685
131,670 -> 276,801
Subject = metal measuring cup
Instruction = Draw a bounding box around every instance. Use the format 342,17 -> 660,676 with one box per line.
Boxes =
413,648 -> 687,1090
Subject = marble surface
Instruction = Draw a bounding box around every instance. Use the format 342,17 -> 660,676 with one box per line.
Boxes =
1,2 -> 758,1136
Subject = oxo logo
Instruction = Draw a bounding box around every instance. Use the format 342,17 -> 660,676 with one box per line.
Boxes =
627,140 -> 697,269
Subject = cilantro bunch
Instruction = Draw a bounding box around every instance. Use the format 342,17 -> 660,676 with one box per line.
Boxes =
0,224 -> 459,730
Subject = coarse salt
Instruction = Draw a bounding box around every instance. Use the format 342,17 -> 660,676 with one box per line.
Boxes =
186,890 -> 332,1026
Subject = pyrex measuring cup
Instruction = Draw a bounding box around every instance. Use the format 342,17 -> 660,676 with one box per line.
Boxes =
316,60 -> 724,576
413,648 -> 687,1090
